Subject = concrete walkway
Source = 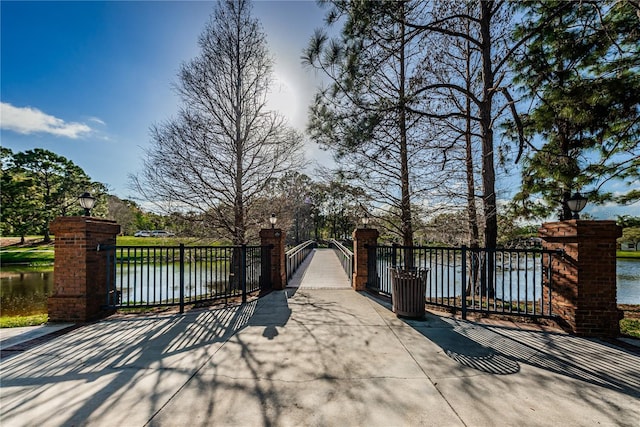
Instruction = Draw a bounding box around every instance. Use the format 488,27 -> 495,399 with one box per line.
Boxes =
1,255 -> 640,426
287,248 -> 351,290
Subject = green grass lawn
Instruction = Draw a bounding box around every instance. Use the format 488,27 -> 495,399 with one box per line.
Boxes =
617,250 -> 640,259
0,314 -> 48,328
0,236 -> 232,265
0,245 -> 55,265
620,319 -> 640,339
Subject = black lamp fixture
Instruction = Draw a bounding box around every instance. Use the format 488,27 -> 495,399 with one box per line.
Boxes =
269,213 -> 277,229
361,212 -> 370,228
566,192 -> 588,219
78,192 -> 96,216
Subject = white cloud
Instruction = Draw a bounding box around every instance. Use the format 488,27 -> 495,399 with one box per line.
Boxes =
0,102 -> 94,139
88,116 -> 106,126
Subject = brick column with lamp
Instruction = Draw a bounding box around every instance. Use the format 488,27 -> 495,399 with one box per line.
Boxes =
539,220 -> 622,337
48,217 -> 121,322
260,214 -> 287,290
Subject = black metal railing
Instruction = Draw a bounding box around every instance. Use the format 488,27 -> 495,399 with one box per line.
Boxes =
285,240 -> 316,281
367,244 -> 563,319
329,239 -> 353,283
102,244 -> 272,313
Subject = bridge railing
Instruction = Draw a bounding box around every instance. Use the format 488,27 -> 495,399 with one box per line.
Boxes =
329,239 -> 353,283
285,240 -> 316,281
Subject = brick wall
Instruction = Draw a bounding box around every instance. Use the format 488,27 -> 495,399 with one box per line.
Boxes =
48,217 -> 120,322
539,220 -> 622,337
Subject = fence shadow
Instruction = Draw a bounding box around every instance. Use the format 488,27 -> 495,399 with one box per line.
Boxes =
405,313 -> 640,398
410,315 -> 521,375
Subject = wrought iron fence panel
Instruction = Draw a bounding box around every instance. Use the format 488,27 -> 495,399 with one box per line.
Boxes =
367,245 -> 562,319
103,244 -> 272,312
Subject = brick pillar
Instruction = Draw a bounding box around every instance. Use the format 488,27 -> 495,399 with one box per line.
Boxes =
260,228 -> 286,290
539,220 -> 622,337
48,217 -> 121,322
353,228 -> 379,291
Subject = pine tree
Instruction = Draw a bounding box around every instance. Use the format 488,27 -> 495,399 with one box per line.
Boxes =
511,0 -> 640,219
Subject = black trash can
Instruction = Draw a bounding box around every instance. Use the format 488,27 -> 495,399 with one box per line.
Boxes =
391,267 -> 428,319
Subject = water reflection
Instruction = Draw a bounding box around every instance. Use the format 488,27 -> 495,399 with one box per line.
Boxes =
618,259 -> 640,304
0,269 -> 54,316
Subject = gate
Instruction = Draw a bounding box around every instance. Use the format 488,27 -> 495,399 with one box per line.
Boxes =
102,244 -> 272,313
367,244 -> 563,320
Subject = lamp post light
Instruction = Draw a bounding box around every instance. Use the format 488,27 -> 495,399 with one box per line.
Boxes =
78,192 -> 96,216
361,213 -> 370,228
269,213 -> 277,229
566,192 -> 588,219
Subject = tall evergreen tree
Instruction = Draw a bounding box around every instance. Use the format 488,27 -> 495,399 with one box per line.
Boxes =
2,148 -> 105,241
510,0 -> 640,219
304,1 -> 447,247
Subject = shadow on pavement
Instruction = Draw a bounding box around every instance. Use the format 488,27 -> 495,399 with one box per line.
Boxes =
405,312 -> 640,398
409,315 -> 520,375
0,292 -> 293,427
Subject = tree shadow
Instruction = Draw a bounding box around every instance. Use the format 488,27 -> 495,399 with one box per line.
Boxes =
415,317 -> 521,375
0,293 -> 293,427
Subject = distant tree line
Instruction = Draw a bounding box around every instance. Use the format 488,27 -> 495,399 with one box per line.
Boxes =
0,146 -> 367,244
0,148 -> 187,242
5,145 -> 636,250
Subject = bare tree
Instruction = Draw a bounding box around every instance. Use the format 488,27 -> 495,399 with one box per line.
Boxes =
131,0 -> 303,244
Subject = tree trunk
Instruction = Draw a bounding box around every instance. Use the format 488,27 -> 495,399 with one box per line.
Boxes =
479,0 -> 496,298
43,229 -> 51,243
230,15 -> 244,290
465,37 -> 480,297
233,13 -> 245,246
398,3 -> 414,269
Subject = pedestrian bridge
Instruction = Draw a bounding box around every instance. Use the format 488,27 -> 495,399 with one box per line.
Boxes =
287,248 -> 352,291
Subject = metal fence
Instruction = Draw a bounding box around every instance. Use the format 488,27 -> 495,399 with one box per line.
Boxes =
367,244 -> 563,319
285,240 -> 316,281
329,239 -> 353,283
102,244 -> 272,313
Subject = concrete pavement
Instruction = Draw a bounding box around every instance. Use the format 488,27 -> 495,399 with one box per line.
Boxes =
0,323 -> 75,349
1,250 -> 639,426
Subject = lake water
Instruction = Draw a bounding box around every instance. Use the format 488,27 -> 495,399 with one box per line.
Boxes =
0,269 -> 54,316
617,259 -> 640,304
1,259 -> 639,316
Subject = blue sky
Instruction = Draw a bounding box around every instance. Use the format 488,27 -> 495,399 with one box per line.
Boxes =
1,0 -> 331,198
1,1 -> 637,220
